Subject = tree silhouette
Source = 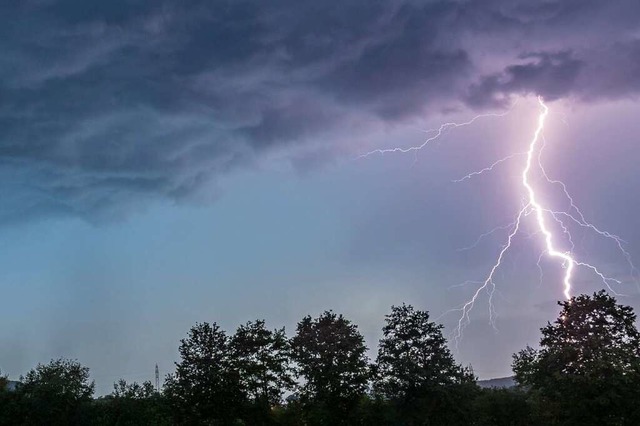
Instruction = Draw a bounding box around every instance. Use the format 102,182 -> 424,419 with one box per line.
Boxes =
91,379 -> 170,425
18,358 -> 94,425
513,290 -> 640,425
290,311 -> 370,425
374,304 -> 475,425
231,320 -> 294,424
0,370 -> 21,425
164,322 -> 244,424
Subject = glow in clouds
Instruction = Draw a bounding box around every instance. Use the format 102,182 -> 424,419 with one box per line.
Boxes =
361,96 -> 638,343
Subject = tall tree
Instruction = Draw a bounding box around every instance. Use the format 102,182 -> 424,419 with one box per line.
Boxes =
290,311 -> 370,425
374,304 -> 475,424
164,322 -> 244,424
231,320 -> 294,423
18,358 -> 94,425
512,290 -> 640,425
231,320 -> 294,404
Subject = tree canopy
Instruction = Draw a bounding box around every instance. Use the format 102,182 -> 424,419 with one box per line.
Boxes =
375,304 -> 476,425
164,321 -> 244,424
231,320 -> 294,404
513,290 -> 640,425
231,319 -> 294,424
18,358 -> 95,425
290,310 -> 370,424
4,294 -> 639,425
376,304 -> 473,397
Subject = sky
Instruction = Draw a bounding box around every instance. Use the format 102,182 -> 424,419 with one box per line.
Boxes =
1,0 -> 640,395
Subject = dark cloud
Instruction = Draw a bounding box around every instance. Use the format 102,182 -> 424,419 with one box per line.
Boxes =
2,0 -> 640,221
466,52 -> 583,107
578,40 -> 640,100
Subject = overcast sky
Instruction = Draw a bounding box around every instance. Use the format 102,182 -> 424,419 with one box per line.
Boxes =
2,0 -> 640,394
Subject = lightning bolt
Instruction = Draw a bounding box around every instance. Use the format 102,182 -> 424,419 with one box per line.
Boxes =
451,97 -> 633,343
356,110 -> 512,160
360,96 -> 638,345
452,152 -> 525,183
522,98 -> 575,299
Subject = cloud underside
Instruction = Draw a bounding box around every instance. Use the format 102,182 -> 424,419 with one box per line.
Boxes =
1,0 -> 640,221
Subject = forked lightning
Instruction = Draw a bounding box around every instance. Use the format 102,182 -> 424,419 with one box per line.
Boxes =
360,96 -> 638,344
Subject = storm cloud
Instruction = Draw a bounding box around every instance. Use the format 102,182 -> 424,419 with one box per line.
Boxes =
2,0 -> 640,221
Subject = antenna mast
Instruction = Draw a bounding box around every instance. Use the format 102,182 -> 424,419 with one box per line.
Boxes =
155,364 -> 159,392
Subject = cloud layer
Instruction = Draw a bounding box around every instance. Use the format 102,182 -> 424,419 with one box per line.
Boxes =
2,0 -> 640,221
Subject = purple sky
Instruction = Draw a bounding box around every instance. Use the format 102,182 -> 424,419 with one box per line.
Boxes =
1,0 -> 640,394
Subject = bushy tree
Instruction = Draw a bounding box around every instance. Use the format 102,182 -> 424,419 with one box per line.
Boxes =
164,322 -> 244,424
290,311 -> 370,425
374,304 -> 475,424
512,290 -> 640,425
112,379 -> 157,399
471,388 -> 534,426
96,379 -> 169,425
231,320 -> 294,404
0,370 -> 21,426
18,358 -> 94,425
231,320 -> 294,424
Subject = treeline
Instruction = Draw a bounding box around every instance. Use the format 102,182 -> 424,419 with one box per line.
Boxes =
2,292 -> 640,425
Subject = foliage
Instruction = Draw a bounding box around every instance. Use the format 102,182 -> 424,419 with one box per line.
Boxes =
512,290 -> 640,425
17,358 -> 94,425
231,320 -> 294,424
471,388 -> 535,426
290,310 -> 370,425
231,320 -> 294,403
4,295 -> 638,425
112,379 -> 157,399
88,380 -> 171,425
0,370 -> 20,426
164,321 -> 245,424
374,304 -> 476,424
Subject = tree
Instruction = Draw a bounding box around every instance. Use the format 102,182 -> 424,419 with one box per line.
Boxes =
512,290 -> 640,425
18,358 -> 94,425
374,304 -> 475,425
112,379 -> 157,399
91,379 -> 171,426
290,311 -> 370,425
164,322 -> 244,424
471,388 -> 533,426
231,320 -> 294,424
0,370 -> 21,426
